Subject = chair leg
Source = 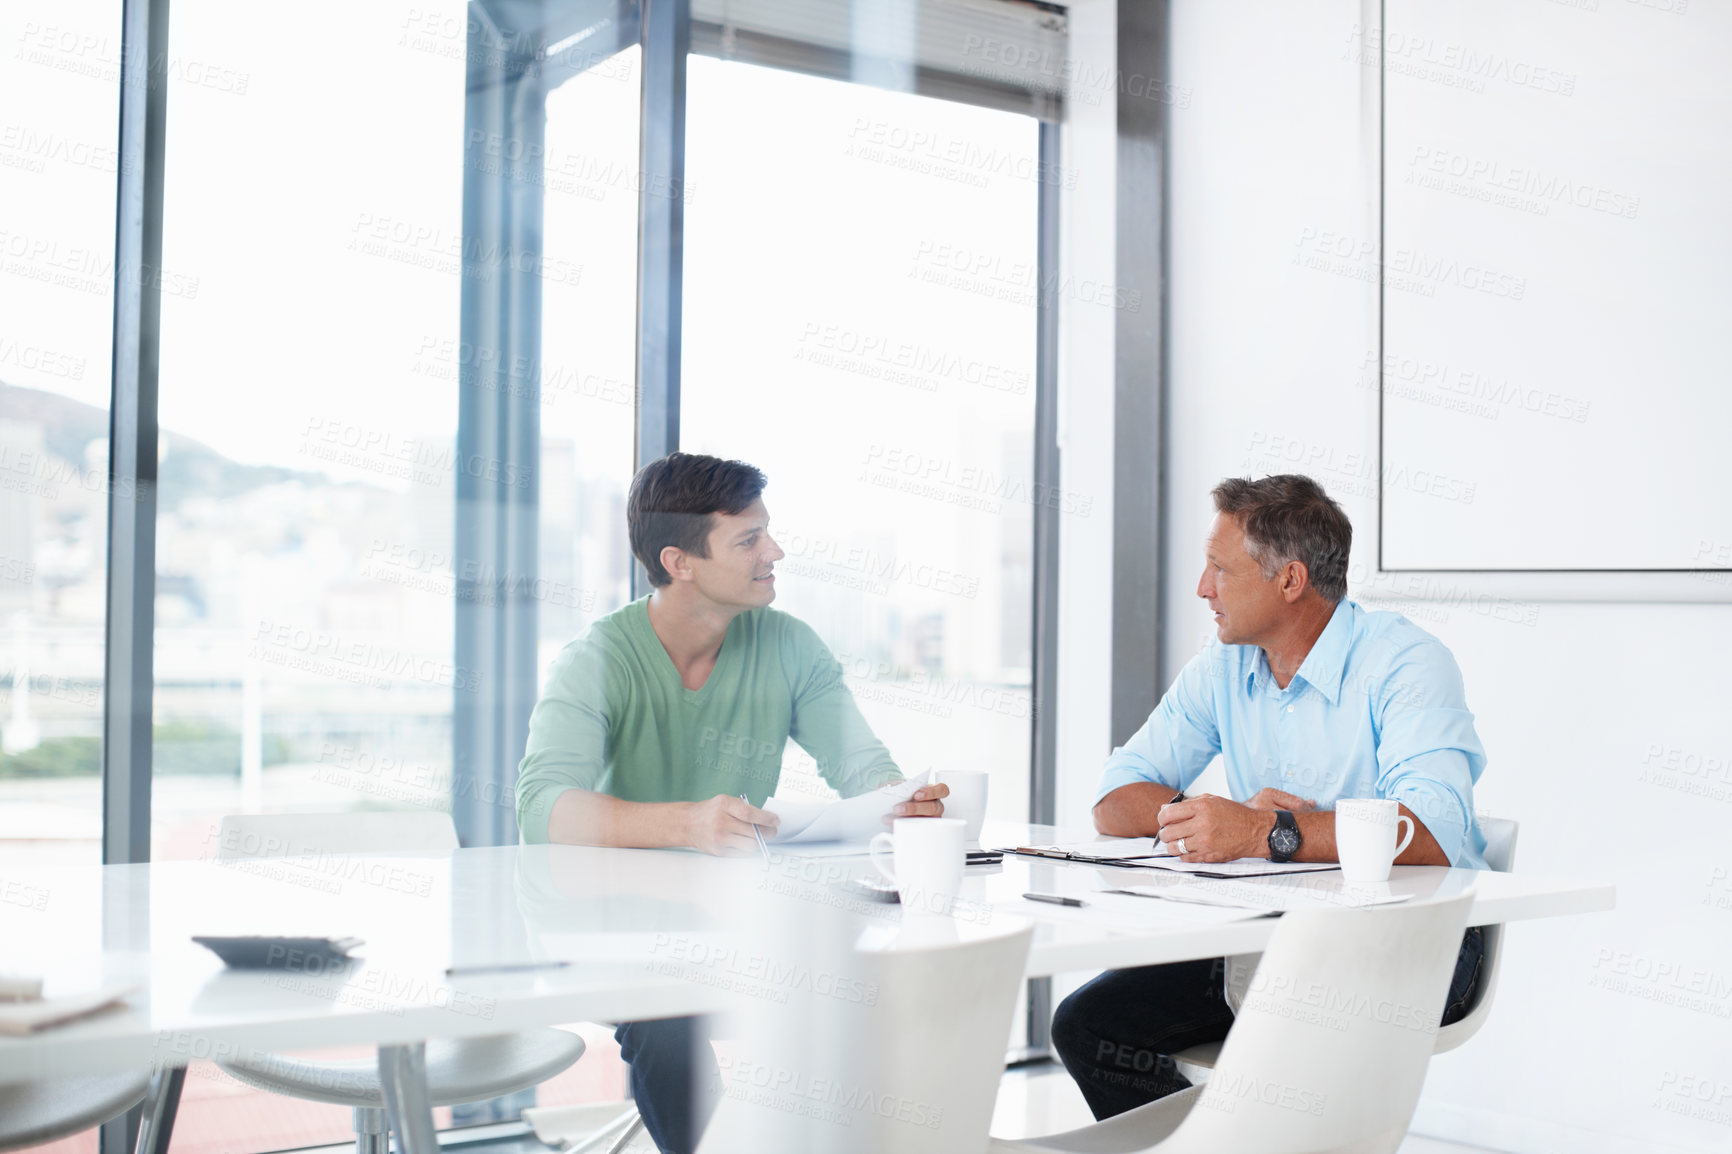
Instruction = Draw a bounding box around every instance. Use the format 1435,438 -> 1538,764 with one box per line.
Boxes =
561,1108 -> 641,1154
601,1114 -> 644,1154
354,1107 -> 390,1154
378,1044 -> 439,1154
135,1066 -> 186,1154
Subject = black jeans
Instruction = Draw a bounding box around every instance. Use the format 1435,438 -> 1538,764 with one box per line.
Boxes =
613,1016 -> 720,1154
1051,926 -> 1485,1121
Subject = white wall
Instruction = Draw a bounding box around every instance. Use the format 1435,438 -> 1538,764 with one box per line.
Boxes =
1163,3 -> 1732,1152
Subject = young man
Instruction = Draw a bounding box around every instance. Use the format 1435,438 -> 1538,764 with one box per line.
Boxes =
1052,474 -> 1488,1119
516,452 -> 946,1153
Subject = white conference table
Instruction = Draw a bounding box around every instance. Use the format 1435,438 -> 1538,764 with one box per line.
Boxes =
0,820 -> 1615,1152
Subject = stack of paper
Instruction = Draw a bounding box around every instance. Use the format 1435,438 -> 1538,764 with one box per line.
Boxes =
764,771 -> 931,846
0,983 -> 138,1035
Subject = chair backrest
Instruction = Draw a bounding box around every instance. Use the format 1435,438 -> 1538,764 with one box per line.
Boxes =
1432,816 -> 1519,1052
699,914 -> 1034,1154
215,811 -> 460,859
1159,892 -> 1474,1154
1480,817 -> 1519,874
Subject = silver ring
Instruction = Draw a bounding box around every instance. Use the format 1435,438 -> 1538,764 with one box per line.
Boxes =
1176,837 -> 1188,855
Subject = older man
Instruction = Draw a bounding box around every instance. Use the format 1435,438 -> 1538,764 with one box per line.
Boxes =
1051,474 -> 1488,1119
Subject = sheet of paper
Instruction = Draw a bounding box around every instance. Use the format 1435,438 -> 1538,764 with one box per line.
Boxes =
1129,857 -> 1341,878
993,891 -> 1267,931
1007,837 -> 1165,861
772,843 -> 874,858
1108,881 -> 1415,912
764,771 -> 931,845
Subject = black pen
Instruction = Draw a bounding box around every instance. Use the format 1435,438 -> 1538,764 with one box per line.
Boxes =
1023,892 -> 1085,908
445,960 -> 571,977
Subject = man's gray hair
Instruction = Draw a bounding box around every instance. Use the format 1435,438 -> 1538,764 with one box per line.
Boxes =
1211,475 -> 1352,602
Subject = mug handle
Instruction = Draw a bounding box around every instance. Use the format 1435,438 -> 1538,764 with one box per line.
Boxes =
869,832 -> 897,885
1393,814 -> 1416,860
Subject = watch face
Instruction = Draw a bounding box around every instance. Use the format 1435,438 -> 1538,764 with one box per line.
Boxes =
1271,826 -> 1301,857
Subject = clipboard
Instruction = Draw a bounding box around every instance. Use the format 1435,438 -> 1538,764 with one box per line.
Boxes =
992,843 -> 1172,868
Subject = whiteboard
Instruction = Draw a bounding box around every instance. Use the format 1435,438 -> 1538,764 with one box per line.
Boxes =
1380,0 -> 1732,571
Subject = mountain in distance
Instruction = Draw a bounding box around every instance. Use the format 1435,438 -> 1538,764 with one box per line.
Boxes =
0,379 -> 333,508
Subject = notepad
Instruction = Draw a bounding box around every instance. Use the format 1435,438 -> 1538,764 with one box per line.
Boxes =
0,984 -> 138,1035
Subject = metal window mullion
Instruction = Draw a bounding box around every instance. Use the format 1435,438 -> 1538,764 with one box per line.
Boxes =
455,43 -> 546,849
102,0 -> 169,867
1024,117 -> 1063,1061
101,3 -> 169,1152
1110,0 -> 1168,743
498,76 -> 546,847
632,0 -> 689,596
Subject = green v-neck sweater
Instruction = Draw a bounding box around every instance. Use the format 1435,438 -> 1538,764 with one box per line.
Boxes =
515,597 -> 901,843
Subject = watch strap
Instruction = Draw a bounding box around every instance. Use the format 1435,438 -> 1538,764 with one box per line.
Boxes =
1268,809 -> 1299,863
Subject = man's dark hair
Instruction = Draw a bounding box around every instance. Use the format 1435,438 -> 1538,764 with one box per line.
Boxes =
628,453 -> 768,586
1211,474 -> 1352,602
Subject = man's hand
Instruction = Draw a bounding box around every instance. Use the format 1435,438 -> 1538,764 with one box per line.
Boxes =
684,795 -> 779,856
889,782 -> 949,821
1156,794 -> 1276,862
1245,788 -> 1316,812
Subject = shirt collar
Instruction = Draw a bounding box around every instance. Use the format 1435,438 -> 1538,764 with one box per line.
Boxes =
1292,600 -> 1352,705
1242,600 -> 1353,704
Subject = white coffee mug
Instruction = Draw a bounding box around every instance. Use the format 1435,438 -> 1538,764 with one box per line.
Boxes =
934,770 -> 989,845
869,817 -> 966,918
1334,798 -> 1415,883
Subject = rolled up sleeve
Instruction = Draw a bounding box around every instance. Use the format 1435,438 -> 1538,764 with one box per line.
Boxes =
1095,648 -> 1224,806
516,640 -> 613,844
1372,639 -> 1487,868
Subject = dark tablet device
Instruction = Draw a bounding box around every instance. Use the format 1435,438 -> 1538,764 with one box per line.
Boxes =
965,850 -> 1004,865
193,935 -> 364,970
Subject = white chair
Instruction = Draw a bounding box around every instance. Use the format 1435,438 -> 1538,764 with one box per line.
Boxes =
994,892 -> 1474,1154
0,1073 -> 150,1151
697,916 -> 1035,1154
209,812 -> 587,1154
1174,816 -> 1519,1074
1435,816 -> 1517,1053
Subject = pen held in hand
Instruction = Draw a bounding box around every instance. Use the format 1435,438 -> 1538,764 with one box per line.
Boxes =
740,793 -> 773,864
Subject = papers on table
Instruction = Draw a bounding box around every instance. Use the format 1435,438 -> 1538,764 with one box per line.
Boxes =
994,837 -> 1168,865
0,975 -> 43,1001
1106,880 -> 1414,913
0,983 -> 137,1035
995,842 -> 1344,879
764,772 -> 931,846
1131,857 -> 1341,880
994,890 -> 1268,931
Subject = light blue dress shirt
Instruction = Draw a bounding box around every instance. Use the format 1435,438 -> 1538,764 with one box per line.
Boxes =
1097,600 -> 1488,869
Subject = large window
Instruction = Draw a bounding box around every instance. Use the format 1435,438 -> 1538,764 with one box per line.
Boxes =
537,46 -> 642,672
0,0 -> 122,872
1,0 -> 1063,1145
682,57 -> 1040,820
150,0 -> 468,862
